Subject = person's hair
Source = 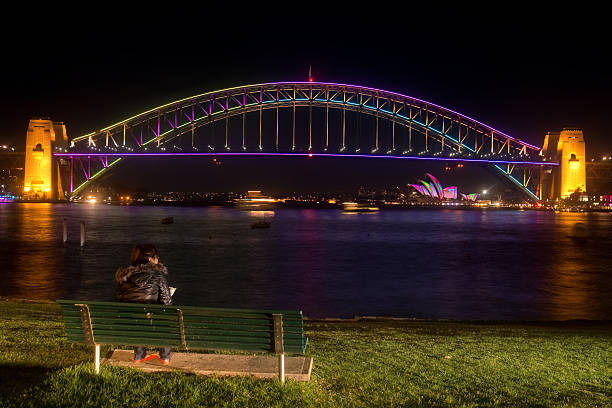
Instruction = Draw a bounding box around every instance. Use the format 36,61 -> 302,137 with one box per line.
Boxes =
130,244 -> 159,266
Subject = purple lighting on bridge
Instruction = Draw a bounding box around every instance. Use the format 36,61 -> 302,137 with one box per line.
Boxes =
52,152 -> 557,166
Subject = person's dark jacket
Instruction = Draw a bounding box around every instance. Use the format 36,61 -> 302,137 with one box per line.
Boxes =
115,262 -> 172,305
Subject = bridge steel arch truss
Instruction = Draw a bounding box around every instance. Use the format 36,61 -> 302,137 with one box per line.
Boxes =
61,82 -> 551,200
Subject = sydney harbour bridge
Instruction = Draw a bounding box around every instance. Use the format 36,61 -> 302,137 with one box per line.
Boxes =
24,81 -> 571,201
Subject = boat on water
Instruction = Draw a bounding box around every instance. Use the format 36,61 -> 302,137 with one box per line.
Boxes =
161,217 -> 174,224
0,194 -> 14,203
234,190 -> 278,211
568,222 -> 589,240
342,201 -> 379,213
251,219 -> 271,229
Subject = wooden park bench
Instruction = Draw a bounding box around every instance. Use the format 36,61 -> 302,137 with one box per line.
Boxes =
57,300 -> 310,383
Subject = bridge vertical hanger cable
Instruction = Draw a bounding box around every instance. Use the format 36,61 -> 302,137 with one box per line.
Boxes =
291,85 -> 295,150
425,109 -> 428,152
376,112 -> 379,152
458,121 -> 462,153
174,105 -> 178,148
392,101 -> 395,152
342,88 -> 346,151
242,89 -> 246,150
191,101 -> 195,149
276,89 -> 279,151
409,123 -> 412,152
354,95 -> 359,152
375,94 -> 379,153
259,88 -> 263,150
408,107 -> 412,152
309,85 -> 312,150
441,118 -> 445,152
325,87 -> 329,151
225,93 -> 229,149
209,95 -> 214,150
70,157 -> 74,192
157,111 -> 161,147
358,101 -> 362,153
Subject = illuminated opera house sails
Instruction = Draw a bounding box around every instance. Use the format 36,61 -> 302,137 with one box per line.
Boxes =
409,173 -> 477,201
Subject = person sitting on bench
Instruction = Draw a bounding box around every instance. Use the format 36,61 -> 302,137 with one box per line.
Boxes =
115,244 -> 173,365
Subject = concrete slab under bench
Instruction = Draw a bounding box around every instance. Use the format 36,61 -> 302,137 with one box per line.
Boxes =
104,349 -> 313,381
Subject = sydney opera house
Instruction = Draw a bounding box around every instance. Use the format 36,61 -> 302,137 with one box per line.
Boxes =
409,173 -> 478,202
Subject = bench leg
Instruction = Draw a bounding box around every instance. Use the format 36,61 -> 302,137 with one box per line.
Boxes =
278,353 -> 285,384
94,344 -> 100,374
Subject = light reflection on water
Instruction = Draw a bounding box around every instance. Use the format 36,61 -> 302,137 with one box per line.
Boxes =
1,203 -> 611,320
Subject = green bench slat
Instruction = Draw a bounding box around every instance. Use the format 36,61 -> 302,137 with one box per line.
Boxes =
67,316 -> 303,334
60,305 -> 178,314
62,309 -> 302,328
62,310 -> 179,320
182,312 -> 303,322
65,314 -> 302,332
183,323 -> 304,335
89,327 -> 304,342
184,328 -> 304,341
62,314 -> 179,326
183,316 -> 303,326
91,325 -> 179,334
91,317 -> 179,327
182,333 -> 304,345
93,329 -> 181,340
66,327 -> 304,344
181,322 -> 272,332
66,333 -> 86,342
181,315 -> 301,327
94,336 -> 183,347
181,308 -> 301,321
58,299 -> 302,316
60,305 -> 302,325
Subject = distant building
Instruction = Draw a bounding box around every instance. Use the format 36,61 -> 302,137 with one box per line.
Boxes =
23,118 -> 69,200
541,128 -> 587,199
0,145 -> 24,196
408,173 -> 459,200
586,159 -> 612,194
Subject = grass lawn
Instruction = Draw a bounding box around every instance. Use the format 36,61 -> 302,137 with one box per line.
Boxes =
0,299 -> 610,407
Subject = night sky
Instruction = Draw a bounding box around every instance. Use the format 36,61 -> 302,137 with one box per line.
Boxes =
3,8 -> 610,194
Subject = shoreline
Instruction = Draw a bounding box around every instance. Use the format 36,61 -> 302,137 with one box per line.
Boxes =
3,297 -> 610,326
6,200 -> 612,212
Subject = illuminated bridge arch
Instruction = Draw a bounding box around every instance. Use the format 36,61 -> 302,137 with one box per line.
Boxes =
56,82 -> 554,200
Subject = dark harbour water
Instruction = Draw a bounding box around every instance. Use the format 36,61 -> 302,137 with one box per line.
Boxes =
1,203 -> 611,320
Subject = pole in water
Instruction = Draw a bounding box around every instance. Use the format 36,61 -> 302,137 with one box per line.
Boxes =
80,221 -> 85,247
62,219 -> 67,244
